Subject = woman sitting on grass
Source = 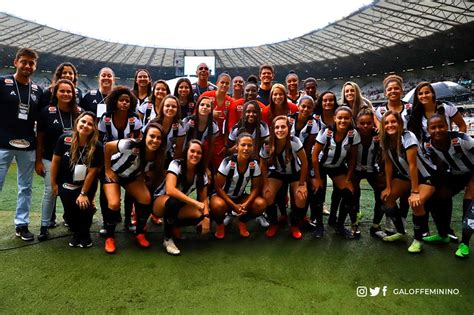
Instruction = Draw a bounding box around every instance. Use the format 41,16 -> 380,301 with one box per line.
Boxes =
51,112 -> 102,248
153,140 -> 211,256
211,132 -> 267,239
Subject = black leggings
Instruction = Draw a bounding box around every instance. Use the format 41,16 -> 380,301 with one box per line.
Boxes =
354,172 -> 384,225
58,185 -> 94,237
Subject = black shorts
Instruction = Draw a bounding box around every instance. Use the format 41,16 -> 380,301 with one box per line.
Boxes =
443,173 -> 472,195
393,170 -> 435,186
268,170 -> 301,183
102,175 -> 137,187
320,165 -> 347,179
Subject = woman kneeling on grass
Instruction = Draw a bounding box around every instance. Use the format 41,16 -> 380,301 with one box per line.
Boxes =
379,111 -> 437,253
102,122 -> 166,254
211,132 -> 267,239
153,140 -> 211,255
260,115 -> 308,239
51,112 -> 102,248
423,114 -> 473,258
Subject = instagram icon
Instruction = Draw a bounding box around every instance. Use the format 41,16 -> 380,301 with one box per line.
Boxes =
356,286 -> 368,297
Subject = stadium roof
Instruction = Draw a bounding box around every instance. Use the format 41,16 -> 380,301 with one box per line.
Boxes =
1,1 -> 472,69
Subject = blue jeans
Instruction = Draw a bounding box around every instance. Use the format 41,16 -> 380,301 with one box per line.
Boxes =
40,159 -> 56,227
0,149 -> 35,227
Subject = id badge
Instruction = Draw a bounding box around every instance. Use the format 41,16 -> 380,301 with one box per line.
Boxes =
18,102 -> 30,120
73,164 -> 87,182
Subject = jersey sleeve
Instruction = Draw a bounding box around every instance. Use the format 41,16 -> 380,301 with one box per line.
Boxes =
291,136 -> 304,153
132,115 -> 142,131
250,160 -> 262,177
167,160 -> 181,177
460,133 -> 474,150
212,121 -> 219,135
177,122 -> 186,137
444,103 -> 458,118
98,114 -> 107,133
260,122 -> 270,138
117,138 -> 137,153
228,125 -> 239,142
403,131 -> 419,149
137,103 -> 148,115
352,129 -> 361,146
315,128 -> 328,145
217,156 -> 231,176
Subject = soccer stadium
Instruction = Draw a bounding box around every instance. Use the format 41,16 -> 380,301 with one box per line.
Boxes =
0,1 -> 473,313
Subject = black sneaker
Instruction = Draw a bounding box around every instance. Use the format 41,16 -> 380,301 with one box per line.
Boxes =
335,226 -> 355,239
447,229 -> 459,243
37,226 -> 49,242
15,226 -> 34,241
79,234 -> 93,248
69,233 -> 81,247
312,225 -> 324,239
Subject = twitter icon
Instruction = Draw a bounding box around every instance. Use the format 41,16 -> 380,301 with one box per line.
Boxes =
369,287 -> 380,296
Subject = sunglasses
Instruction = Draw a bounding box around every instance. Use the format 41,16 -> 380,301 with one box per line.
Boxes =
199,67 -> 209,71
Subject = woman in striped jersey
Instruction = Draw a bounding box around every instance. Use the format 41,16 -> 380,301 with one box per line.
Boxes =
260,115 -> 308,239
353,109 -> 386,239
226,100 -> 269,157
311,106 -> 360,239
424,114 -> 473,258
379,111 -> 437,253
374,75 -> 411,130
153,140 -> 210,256
102,123 -> 166,254
137,80 -> 171,127
211,132 -> 267,239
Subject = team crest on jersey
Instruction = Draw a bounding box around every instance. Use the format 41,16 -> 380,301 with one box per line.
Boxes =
326,129 -> 333,137
104,117 -> 112,124
147,103 -> 153,109
348,130 -> 355,137
405,103 -> 411,110
237,105 -> 243,112
132,148 -> 140,155
31,94 -> 37,102
64,137 -> 72,144
225,101 -> 231,107
48,106 -> 57,113
128,117 -> 135,124
189,119 -> 195,127
4,78 -> 13,85
373,136 -> 380,142
289,117 -> 295,125
90,90 -> 97,95
230,161 -> 237,168
172,123 -> 178,129
249,161 -> 256,169
424,142 -> 432,149
380,107 -> 386,114
32,84 -> 38,91
451,138 -> 460,146
307,119 -> 313,126
188,102 -> 194,109
314,115 -> 321,120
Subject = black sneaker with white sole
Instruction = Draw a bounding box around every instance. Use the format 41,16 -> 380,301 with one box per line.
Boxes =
69,233 -> 81,247
79,235 -> 93,248
37,226 -> 49,242
15,226 -> 34,241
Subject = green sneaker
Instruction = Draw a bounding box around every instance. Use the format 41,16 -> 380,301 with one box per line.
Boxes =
422,234 -> 450,244
383,232 -> 406,242
455,243 -> 470,258
356,211 -> 364,224
408,240 -> 423,253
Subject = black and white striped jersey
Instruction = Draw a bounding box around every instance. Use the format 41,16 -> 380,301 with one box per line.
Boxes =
316,126 -> 361,168
228,121 -> 269,142
288,113 -> 320,145
259,136 -> 304,174
217,154 -> 261,198
420,102 -> 458,141
424,131 -> 474,176
137,100 -> 157,127
98,112 -> 142,142
355,130 -> 380,173
312,114 -> 329,131
110,139 -> 147,179
387,130 -> 437,179
155,159 -> 209,196
374,101 -> 412,129
182,116 -> 219,143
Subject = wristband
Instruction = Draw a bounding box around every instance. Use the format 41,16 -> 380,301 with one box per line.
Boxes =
80,191 -> 87,196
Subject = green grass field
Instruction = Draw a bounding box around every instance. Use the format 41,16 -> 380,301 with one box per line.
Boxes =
0,164 -> 472,314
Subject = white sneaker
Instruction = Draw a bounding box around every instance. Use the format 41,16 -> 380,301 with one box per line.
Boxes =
99,228 -> 107,236
322,204 -> 330,215
223,214 -> 235,226
256,215 -> 270,228
163,238 -> 180,255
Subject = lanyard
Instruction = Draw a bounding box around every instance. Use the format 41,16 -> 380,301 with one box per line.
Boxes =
77,146 -> 87,165
57,107 -> 72,131
13,77 -> 31,106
